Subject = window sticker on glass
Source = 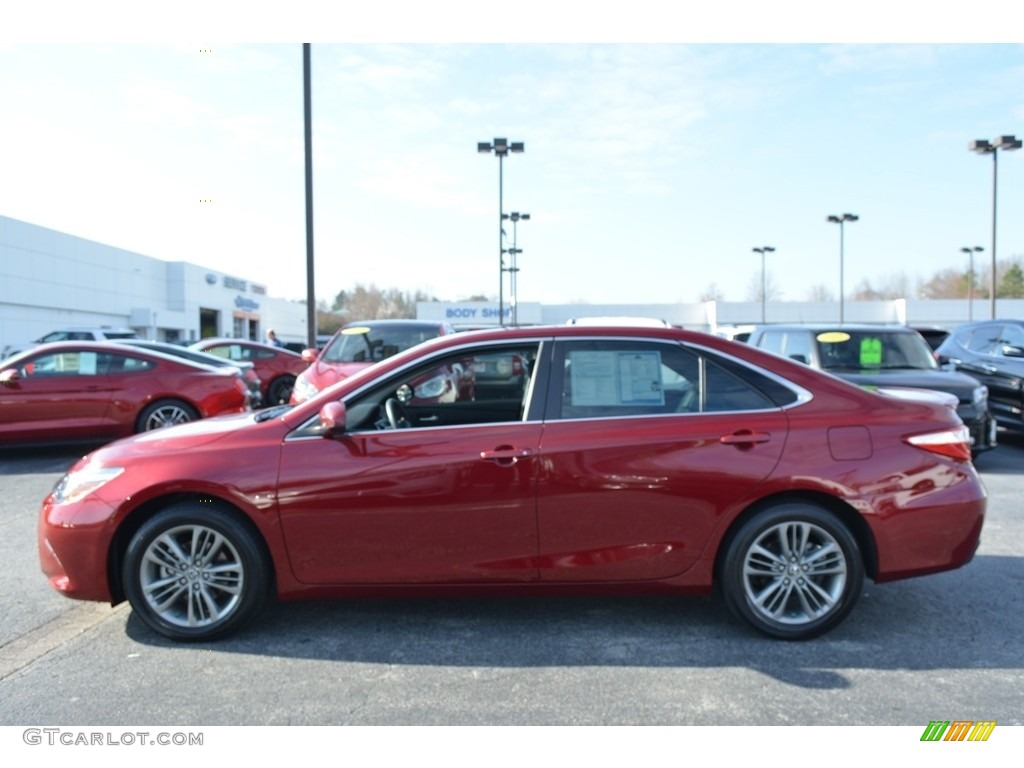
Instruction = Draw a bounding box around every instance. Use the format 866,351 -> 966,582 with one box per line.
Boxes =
569,350 -> 665,406
859,337 -> 882,366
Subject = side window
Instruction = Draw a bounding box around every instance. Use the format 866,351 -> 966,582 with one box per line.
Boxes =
345,343 -> 541,431
965,326 -> 998,354
781,332 -> 813,364
558,340 -> 696,419
105,353 -> 154,374
757,331 -> 785,355
553,340 -> 782,420
19,351 -> 100,377
998,324 -> 1024,352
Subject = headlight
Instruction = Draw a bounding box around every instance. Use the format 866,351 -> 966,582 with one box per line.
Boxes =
291,373 -> 319,403
973,385 -> 988,406
51,465 -> 125,505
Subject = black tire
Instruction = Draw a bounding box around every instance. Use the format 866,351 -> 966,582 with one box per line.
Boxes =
266,375 -> 295,405
719,503 -> 864,640
136,399 -> 199,432
122,502 -> 271,641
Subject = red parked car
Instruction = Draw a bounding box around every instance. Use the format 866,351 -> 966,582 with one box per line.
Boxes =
1,341 -> 250,445
39,325 -> 985,642
290,319 -> 454,403
189,338 -> 308,406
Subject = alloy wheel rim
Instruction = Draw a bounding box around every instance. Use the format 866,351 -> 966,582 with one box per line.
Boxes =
742,521 -> 848,626
139,524 -> 245,628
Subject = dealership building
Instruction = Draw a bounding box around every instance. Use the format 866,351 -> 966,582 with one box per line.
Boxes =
3,214 -> 1020,356
0,215 -> 310,353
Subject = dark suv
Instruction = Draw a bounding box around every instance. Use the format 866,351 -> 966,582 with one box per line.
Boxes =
935,319 -> 1024,433
747,324 -> 997,455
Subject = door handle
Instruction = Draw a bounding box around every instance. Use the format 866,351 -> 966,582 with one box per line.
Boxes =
480,447 -> 534,466
720,430 -> 771,447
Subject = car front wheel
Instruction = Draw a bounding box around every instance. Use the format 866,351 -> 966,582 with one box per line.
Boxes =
122,503 -> 271,641
720,503 -> 864,640
267,375 -> 296,405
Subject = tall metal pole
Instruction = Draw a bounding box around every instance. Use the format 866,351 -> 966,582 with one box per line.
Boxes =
990,149 -> 998,319
498,153 -> 504,325
303,44 -> 316,349
971,135 -> 1021,319
827,214 -> 858,324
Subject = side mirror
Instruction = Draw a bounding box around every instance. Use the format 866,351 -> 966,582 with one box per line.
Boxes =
0,369 -> 20,386
301,348 -> 319,364
319,401 -> 347,439
1000,345 -> 1024,358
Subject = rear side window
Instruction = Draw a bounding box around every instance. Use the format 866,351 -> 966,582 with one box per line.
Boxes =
550,339 -> 785,420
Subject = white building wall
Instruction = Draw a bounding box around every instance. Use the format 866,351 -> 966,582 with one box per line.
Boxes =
0,215 -> 307,351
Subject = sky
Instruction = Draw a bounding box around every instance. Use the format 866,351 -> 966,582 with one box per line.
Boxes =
3,4 -> 1024,310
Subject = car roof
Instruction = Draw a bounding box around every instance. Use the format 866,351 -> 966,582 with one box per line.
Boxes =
753,323 -> 916,332
1,340 -> 219,370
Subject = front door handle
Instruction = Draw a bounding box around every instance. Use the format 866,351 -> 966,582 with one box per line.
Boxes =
480,447 -> 534,466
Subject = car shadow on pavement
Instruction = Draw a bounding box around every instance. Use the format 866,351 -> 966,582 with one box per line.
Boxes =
122,550 -> 1022,689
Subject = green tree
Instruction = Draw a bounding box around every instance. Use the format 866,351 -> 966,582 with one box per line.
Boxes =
999,264 -> 1024,298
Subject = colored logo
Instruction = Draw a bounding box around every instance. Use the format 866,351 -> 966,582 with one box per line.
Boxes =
921,721 -> 996,741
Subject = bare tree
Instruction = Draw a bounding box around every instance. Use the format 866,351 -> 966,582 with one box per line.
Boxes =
699,283 -> 725,302
806,284 -> 835,302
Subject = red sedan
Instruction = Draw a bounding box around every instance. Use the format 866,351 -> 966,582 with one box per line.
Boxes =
1,341 -> 250,445
39,325 -> 985,641
189,338 -> 308,406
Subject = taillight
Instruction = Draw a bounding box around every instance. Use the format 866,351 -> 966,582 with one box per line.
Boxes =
904,426 -> 972,461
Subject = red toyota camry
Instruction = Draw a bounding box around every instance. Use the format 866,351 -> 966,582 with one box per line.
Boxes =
1,341 -> 251,445
39,325 -> 985,641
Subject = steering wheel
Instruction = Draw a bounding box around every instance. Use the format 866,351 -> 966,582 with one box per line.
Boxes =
384,397 -> 410,429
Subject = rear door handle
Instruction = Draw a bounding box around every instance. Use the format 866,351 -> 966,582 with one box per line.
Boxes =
720,430 -> 771,447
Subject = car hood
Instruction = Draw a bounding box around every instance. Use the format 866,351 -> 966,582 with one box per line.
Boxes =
835,370 -> 982,403
94,411 -> 260,458
307,359 -> 373,388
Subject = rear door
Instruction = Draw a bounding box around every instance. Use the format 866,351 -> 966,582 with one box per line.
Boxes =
535,338 -> 789,583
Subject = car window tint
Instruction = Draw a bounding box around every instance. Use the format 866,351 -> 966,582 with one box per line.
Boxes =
346,343 -> 541,430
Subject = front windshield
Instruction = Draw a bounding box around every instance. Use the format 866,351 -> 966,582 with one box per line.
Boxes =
323,325 -> 441,364
816,330 -> 937,372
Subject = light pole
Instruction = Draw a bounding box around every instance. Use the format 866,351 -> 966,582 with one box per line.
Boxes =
960,245 -> 984,321
970,135 -> 1021,319
752,246 -> 775,323
502,212 -> 530,326
827,213 -> 859,323
478,138 -> 524,326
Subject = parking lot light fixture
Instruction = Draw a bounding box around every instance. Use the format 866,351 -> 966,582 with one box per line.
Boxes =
970,135 -> 1021,319
752,246 -> 776,323
960,246 -> 984,321
478,138 -> 525,326
827,213 -> 859,323
502,212 -> 530,325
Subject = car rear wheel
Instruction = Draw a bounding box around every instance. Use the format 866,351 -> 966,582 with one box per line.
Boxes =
136,399 -> 199,432
720,503 -> 864,640
122,503 -> 271,641
267,375 -> 296,405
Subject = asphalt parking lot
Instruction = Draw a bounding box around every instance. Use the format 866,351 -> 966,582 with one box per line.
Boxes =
1,436 -> 1022,726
